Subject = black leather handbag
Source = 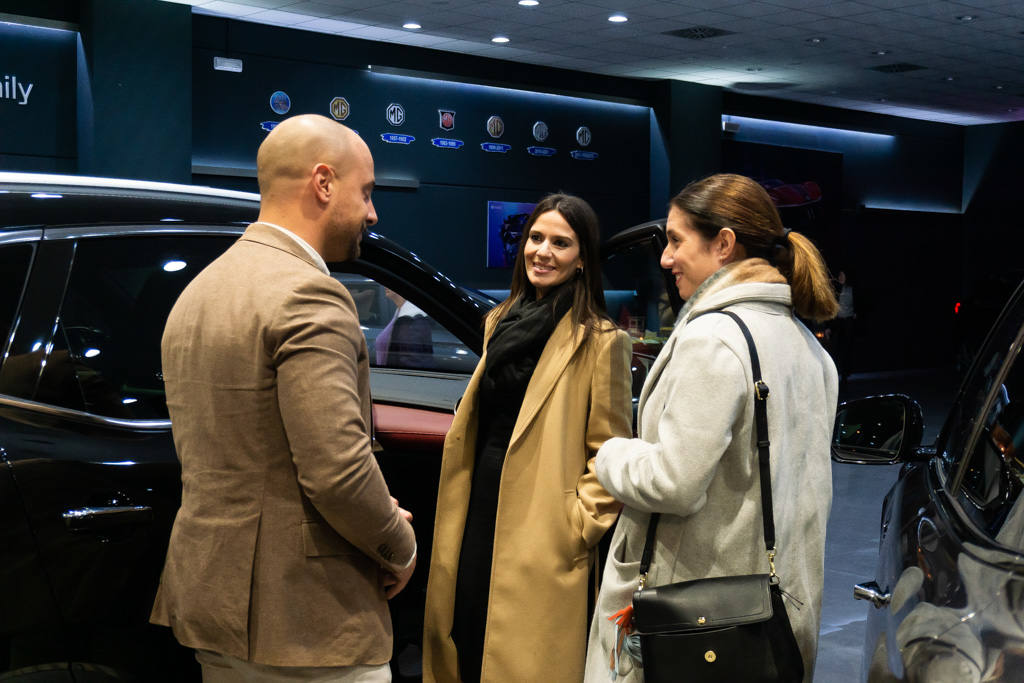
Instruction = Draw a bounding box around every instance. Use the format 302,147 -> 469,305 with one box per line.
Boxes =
631,310 -> 805,683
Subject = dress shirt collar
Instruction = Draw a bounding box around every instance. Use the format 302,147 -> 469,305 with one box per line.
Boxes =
256,221 -> 330,275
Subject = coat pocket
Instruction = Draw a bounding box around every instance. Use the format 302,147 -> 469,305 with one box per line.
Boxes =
301,520 -> 357,557
563,491 -> 589,564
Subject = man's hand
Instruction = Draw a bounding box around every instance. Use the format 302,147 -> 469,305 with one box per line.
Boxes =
391,496 -> 413,522
382,553 -> 416,599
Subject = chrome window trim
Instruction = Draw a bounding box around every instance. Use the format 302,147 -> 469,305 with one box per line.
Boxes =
44,225 -> 245,241
0,229 -> 42,245
0,393 -> 171,432
0,172 -> 260,202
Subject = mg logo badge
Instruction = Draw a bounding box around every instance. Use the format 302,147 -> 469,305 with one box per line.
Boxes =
386,103 -> 405,126
576,126 -> 592,147
330,97 -> 350,121
486,115 -> 504,138
532,120 -> 549,142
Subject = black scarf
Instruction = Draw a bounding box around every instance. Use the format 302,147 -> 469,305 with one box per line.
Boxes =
479,281 -> 574,399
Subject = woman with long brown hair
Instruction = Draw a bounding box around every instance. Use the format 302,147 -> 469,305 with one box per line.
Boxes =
423,194 -> 633,682
585,174 -> 839,682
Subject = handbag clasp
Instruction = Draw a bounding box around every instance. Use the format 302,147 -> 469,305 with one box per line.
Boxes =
767,548 -> 777,579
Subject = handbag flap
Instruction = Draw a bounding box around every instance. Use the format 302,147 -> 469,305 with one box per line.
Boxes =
632,574 -> 773,633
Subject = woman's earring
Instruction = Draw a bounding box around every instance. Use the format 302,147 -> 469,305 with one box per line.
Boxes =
576,267 -> 583,276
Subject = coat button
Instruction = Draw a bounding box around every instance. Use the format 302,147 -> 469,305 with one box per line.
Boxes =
704,650 -> 716,663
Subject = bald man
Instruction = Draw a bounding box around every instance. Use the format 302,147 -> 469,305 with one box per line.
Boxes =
151,115 -> 416,682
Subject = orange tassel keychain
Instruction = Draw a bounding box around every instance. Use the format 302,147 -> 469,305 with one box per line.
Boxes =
608,605 -> 635,676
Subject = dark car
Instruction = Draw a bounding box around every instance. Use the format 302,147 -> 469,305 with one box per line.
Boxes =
0,174 -> 678,682
833,279 -> 1024,682
0,173 -> 492,682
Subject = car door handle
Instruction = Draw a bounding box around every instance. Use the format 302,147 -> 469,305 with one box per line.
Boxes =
62,505 -> 153,532
854,580 -> 891,608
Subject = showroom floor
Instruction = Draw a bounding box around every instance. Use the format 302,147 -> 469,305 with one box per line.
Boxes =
813,367 -> 961,682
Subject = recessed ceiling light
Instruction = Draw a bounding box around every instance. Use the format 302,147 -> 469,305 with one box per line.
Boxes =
746,66 -> 763,72
806,37 -> 824,44
1009,108 -> 1018,113
491,35 -> 510,43
956,14 -> 975,22
608,14 -> 628,23
943,75 -> 955,81
877,97 -> 888,102
402,22 -> 421,29
872,49 -> 889,56
995,84 -> 1005,90
518,0 -> 539,5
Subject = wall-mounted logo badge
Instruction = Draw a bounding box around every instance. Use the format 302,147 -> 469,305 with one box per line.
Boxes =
575,126 -> 592,147
486,116 -> 504,138
532,121 -> 549,142
439,109 -> 456,131
527,146 -> 556,157
260,121 -> 279,133
269,91 -> 291,115
330,97 -> 350,121
570,150 -> 598,160
386,103 -> 406,126
381,133 -> 415,145
481,142 -> 511,153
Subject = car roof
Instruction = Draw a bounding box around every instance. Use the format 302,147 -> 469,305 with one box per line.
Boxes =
0,172 -> 260,231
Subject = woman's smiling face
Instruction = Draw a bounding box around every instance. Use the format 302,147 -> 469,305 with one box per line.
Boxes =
523,210 -> 581,298
660,207 -> 723,300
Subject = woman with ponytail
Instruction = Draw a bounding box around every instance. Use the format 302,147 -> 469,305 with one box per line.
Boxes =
424,194 -> 633,682
585,174 -> 838,682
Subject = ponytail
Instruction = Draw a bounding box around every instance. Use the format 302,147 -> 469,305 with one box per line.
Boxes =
783,231 -> 838,322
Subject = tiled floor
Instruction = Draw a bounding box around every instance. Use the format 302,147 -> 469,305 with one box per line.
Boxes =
813,367 -> 961,682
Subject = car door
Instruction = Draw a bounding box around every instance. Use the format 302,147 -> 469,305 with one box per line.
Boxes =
323,258 -> 486,682
0,232 -> 78,680
0,228 -> 239,681
600,219 -> 680,411
865,284 -> 1024,682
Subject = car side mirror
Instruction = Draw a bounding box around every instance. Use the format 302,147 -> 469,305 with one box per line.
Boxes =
832,393 -> 925,465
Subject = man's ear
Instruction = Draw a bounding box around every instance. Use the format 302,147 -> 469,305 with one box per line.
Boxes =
312,163 -> 332,202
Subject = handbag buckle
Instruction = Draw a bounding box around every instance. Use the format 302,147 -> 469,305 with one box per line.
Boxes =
768,548 -> 777,579
638,572 -> 648,591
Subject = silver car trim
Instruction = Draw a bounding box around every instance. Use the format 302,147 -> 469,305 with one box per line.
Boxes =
0,229 -> 42,245
0,393 -> 171,431
44,225 -> 245,241
0,171 -> 260,202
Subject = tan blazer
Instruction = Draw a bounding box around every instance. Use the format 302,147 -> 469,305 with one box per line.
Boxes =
151,223 -> 415,667
423,312 -> 633,682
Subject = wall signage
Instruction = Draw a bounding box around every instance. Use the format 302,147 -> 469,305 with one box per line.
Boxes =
260,121 -> 279,132
1,74 -> 33,105
329,96 -> 350,120
570,150 -> 598,160
532,121 -> 549,142
269,90 -> 291,115
486,115 -> 504,138
527,146 -> 556,157
386,103 -> 406,126
439,109 -> 455,131
381,133 -> 415,144
575,126 -> 591,147
481,142 -> 511,153
432,137 -> 464,149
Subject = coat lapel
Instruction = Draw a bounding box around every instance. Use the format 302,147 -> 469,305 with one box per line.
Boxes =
507,314 -> 583,451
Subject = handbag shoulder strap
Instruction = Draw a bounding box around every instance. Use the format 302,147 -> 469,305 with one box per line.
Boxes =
638,308 -> 778,588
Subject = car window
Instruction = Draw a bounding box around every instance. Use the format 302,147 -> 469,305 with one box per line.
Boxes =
333,273 -> 479,374
602,237 -> 675,401
958,338 -> 1024,549
0,243 -> 33,358
942,297 -> 1024,478
36,235 -> 235,419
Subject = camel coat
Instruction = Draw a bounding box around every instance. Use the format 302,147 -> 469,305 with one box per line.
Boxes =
585,261 -> 838,682
151,223 -> 415,667
423,312 -> 633,682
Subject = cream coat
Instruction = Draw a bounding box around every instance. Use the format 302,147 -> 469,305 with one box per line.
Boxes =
424,312 -> 633,682
151,223 -> 415,667
584,261 -> 838,682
